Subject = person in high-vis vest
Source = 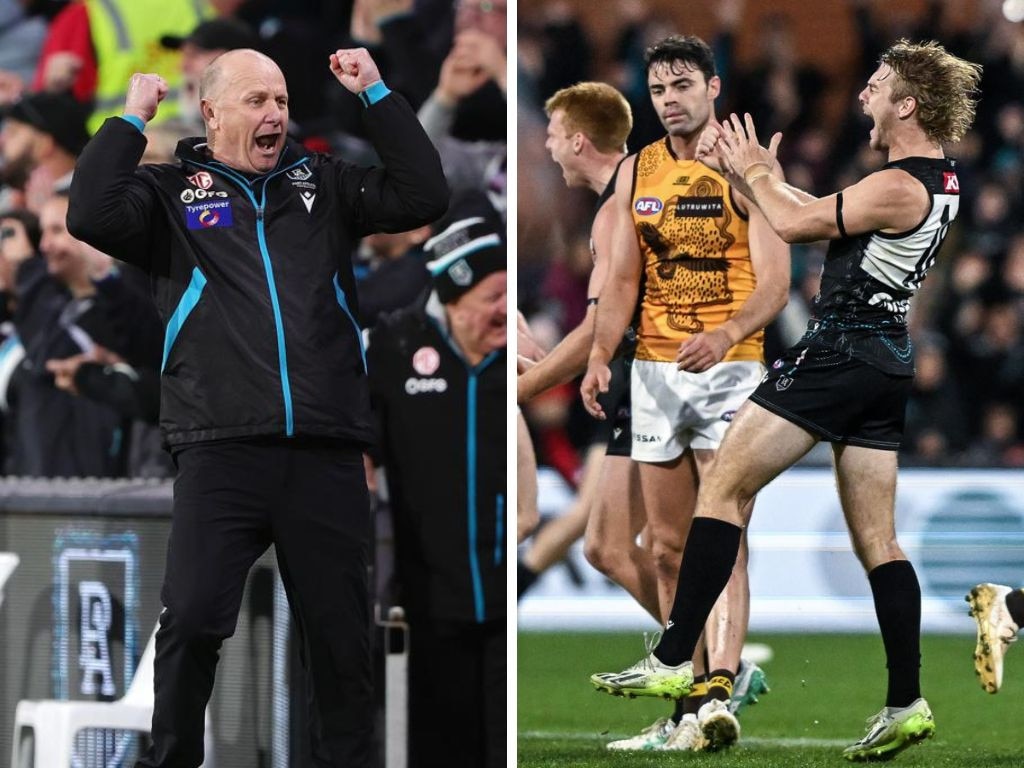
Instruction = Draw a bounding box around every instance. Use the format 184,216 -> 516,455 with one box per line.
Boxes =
32,0 -> 206,133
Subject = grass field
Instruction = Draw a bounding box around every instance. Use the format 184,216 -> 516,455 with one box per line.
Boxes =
518,632 -> 1024,767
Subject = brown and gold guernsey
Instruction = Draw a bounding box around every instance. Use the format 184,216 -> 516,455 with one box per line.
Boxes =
630,137 -> 761,363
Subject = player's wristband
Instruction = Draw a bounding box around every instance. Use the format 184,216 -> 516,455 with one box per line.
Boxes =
743,161 -> 772,184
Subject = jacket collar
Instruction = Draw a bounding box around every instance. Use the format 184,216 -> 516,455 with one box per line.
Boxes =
174,136 -> 303,176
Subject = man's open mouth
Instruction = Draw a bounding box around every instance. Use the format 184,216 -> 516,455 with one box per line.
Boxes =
255,134 -> 279,153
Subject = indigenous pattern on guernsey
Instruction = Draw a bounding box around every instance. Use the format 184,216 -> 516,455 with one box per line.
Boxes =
630,137 -> 758,363
801,157 -> 960,376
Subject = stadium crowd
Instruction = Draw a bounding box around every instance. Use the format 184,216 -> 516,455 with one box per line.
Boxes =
517,0 -> 1024,476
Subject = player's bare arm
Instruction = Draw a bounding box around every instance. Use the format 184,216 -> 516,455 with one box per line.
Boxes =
675,196 -> 790,372
580,155 -> 642,419
717,113 -> 930,243
517,309 -> 547,374
518,195 -> 616,403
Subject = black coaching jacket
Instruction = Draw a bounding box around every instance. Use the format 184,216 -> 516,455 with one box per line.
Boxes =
68,92 -> 449,448
368,291 -> 505,624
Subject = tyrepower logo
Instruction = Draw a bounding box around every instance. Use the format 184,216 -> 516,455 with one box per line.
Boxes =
634,197 -> 663,216
185,200 -> 233,230
942,172 -> 960,194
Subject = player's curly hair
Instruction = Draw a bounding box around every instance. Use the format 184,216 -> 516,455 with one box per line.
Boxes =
880,39 -> 983,144
644,35 -> 716,84
544,82 -> 633,155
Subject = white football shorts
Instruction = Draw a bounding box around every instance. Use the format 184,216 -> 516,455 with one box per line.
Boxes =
630,358 -> 765,462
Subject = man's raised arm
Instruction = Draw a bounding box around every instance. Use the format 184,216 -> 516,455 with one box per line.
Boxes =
331,48 -> 450,234
67,73 -> 164,271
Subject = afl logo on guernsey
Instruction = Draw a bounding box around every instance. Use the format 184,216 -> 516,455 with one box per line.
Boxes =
942,172 -> 960,194
634,197 -> 663,215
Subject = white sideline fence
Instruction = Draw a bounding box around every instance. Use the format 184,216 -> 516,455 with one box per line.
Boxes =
519,468 -> 1024,633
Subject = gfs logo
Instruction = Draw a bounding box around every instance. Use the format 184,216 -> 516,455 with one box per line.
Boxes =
180,188 -> 227,203
634,197 -> 663,216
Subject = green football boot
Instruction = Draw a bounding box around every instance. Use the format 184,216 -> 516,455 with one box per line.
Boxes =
842,698 -> 935,762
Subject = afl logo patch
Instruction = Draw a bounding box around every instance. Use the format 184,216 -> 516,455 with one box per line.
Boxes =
634,197 -> 663,215
188,171 -> 213,189
412,346 -> 441,376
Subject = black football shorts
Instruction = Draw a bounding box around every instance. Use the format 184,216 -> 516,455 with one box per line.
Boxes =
750,345 -> 913,450
593,354 -> 633,457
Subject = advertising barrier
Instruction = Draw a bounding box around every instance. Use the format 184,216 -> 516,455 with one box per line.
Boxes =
0,479 -> 287,768
519,469 -> 1024,633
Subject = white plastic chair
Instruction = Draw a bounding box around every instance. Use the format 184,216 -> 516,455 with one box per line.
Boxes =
0,553 -> 18,608
11,623 -> 215,768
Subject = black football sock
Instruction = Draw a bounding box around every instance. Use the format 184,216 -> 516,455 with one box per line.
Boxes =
705,669 -> 735,703
869,560 -> 922,708
517,560 -> 538,599
1006,588 -> 1024,627
654,518 -> 743,666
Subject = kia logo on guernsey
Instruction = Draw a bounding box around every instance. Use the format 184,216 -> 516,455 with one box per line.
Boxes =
188,171 -> 214,190
185,200 -> 233,230
942,172 -> 960,194
634,197 -> 663,215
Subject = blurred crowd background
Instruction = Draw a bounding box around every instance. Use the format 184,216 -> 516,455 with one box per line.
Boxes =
517,0 -> 1024,477
0,0 -> 507,479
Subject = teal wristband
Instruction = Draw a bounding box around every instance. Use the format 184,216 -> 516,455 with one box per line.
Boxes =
119,115 -> 145,132
358,80 -> 391,108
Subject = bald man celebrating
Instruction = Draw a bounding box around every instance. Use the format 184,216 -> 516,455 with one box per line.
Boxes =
68,49 -> 449,767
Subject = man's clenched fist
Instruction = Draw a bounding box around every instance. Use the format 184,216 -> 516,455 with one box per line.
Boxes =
329,48 -> 383,95
124,73 -> 169,124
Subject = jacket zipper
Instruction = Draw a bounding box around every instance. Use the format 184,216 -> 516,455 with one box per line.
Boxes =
190,156 -> 309,437
466,351 -> 500,622
495,493 -> 504,566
